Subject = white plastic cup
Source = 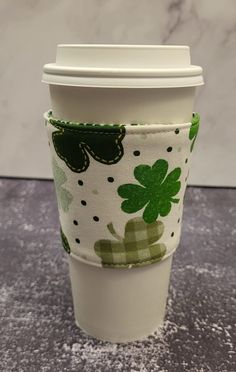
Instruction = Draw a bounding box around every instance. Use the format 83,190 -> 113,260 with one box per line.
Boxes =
69,254 -> 173,342
42,44 -> 203,342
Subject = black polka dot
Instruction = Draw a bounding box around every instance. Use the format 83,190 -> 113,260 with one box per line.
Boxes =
178,218 -> 180,223
171,232 -> 174,237
78,180 -> 83,186
81,200 -> 87,206
107,177 -> 114,183
75,238 -> 80,244
73,220 -> 78,225
185,158 -> 188,164
93,216 -> 99,222
167,147 -> 172,152
133,150 -> 140,156
175,128 -> 180,134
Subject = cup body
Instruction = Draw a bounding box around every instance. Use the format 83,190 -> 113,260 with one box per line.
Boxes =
43,44 -> 203,342
49,85 -> 195,124
69,254 -> 173,342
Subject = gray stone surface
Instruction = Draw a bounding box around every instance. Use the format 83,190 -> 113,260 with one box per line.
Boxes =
0,179 -> 235,372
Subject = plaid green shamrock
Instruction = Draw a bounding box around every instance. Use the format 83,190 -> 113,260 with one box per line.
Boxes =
118,159 -> 181,224
189,113 -> 200,152
47,112 -> 126,173
52,158 -> 73,212
94,217 -> 166,268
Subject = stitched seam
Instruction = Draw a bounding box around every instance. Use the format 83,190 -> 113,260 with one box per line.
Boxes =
103,258 -> 163,268
48,117 -> 123,133
103,256 -> 165,268
81,139 -> 124,164
51,123 -> 125,135
101,246 -> 176,268
125,126 -> 192,135
46,111 -> 195,127
69,248 -> 176,268
49,121 -> 195,135
52,131 -> 89,172
48,117 -> 121,129
45,111 -> 199,135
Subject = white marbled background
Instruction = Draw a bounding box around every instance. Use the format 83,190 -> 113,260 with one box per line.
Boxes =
0,0 -> 235,186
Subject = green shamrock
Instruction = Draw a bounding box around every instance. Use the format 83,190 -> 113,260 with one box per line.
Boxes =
117,159 -> 181,224
189,113 -> 200,152
94,217 -> 166,267
60,228 -> 71,254
49,115 -> 126,173
52,158 -> 73,212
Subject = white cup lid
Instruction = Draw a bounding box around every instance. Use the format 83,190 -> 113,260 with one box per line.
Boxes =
42,44 -> 203,88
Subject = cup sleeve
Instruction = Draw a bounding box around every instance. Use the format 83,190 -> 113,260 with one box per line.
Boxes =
44,111 -> 200,268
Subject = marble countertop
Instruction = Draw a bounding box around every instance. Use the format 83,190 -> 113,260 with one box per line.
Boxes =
0,179 -> 235,372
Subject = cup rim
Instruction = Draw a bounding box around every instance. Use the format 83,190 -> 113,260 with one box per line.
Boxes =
43,44 -> 204,88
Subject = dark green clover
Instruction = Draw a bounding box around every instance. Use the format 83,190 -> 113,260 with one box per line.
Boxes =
49,117 -> 126,173
189,113 -> 200,152
118,159 -> 181,224
60,228 -> 71,254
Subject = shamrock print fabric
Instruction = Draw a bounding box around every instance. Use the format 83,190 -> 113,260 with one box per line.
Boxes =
95,218 -> 166,267
47,111 -> 125,173
189,113 -> 200,152
52,158 -> 73,212
45,111 -> 200,268
60,228 -> 71,254
118,159 -> 181,224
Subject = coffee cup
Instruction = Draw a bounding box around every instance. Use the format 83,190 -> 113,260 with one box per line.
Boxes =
43,44 -> 203,342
